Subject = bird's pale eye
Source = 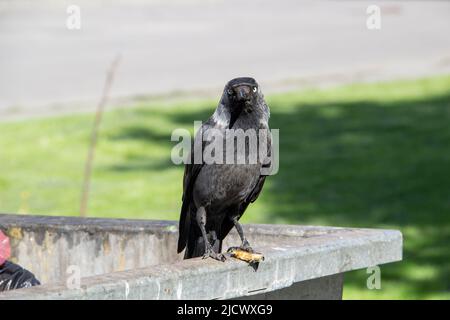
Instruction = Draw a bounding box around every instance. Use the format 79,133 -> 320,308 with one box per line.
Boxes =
227,89 -> 233,95
253,87 -> 258,93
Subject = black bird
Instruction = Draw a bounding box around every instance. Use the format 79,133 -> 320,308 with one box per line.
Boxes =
177,77 -> 271,261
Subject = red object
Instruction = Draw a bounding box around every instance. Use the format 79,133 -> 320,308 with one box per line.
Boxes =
0,230 -> 10,265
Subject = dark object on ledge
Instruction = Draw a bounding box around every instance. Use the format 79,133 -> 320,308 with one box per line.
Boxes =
0,260 -> 41,292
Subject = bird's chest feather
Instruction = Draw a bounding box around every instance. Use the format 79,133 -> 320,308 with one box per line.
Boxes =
193,164 -> 260,209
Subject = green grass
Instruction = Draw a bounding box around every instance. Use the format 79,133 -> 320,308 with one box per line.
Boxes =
1,76 -> 450,299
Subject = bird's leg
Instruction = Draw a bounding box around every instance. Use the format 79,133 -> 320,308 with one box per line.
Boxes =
210,230 -> 220,252
196,207 -> 226,261
231,216 -> 253,252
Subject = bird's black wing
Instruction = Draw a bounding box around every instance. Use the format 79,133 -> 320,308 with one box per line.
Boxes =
177,162 -> 203,253
177,124 -> 208,253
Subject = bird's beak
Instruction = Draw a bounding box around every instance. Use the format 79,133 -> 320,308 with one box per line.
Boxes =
235,85 -> 251,102
228,85 -> 251,128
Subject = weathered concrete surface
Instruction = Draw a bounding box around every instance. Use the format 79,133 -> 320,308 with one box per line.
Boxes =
0,214 -> 180,284
0,214 -> 402,300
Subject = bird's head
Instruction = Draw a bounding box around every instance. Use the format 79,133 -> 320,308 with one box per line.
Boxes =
225,77 -> 259,107
217,77 -> 267,128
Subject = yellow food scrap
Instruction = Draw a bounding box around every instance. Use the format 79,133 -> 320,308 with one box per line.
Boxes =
228,248 -> 264,263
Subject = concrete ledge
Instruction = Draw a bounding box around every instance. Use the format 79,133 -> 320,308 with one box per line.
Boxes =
0,214 -> 402,300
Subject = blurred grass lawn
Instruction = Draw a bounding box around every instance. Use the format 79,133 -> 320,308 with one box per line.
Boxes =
1,76 -> 450,299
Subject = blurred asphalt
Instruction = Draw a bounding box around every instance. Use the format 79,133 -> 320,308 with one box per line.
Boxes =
0,0 -> 450,118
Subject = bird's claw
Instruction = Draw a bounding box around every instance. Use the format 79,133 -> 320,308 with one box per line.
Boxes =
240,240 -> 254,253
203,248 -> 226,262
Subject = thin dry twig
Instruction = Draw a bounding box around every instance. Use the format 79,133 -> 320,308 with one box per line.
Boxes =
80,55 -> 121,217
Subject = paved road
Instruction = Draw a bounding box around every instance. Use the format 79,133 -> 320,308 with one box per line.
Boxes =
1,0 -> 450,118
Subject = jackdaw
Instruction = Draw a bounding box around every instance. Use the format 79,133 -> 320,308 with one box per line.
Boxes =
177,77 -> 271,261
